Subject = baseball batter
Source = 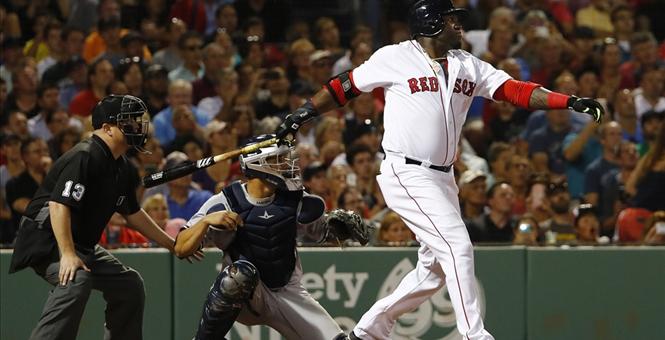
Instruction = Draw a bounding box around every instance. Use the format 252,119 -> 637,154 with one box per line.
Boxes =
275,1 -> 604,339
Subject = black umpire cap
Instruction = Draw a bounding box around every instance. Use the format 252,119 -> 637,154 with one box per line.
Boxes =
92,95 -> 146,129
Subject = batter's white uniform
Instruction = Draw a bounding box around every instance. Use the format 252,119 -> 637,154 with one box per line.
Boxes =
350,40 -> 510,340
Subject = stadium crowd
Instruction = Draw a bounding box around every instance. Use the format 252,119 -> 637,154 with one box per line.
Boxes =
1,0 -> 664,249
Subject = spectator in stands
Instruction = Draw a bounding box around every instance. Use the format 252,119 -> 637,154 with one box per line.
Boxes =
332,24 -> 373,75
634,67 -> 665,118
234,0 -> 290,43
458,170 -> 488,222
576,69 -> 599,99
303,161 -> 331,209
575,0 -> 613,38
637,110 -> 664,156
166,105 -> 205,154
57,57 -> 87,112
198,69 -> 239,122
287,38 -> 315,84
486,99 -> 529,144
255,67 -> 290,120
540,179 -> 575,244
337,186 -> 368,219
210,4 -> 240,42
584,122 -> 622,206
153,18 -> 187,72
568,27 -> 596,74
142,64 -> 170,116
309,50 -> 334,87
619,32 -> 660,89
563,118 -> 602,200
346,144 -> 385,216
464,6 -> 515,57
169,31 -> 204,82
22,12 -> 51,62
525,173 -> 551,225
0,134 -> 24,186
153,79 -> 208,147
4,111 -> 30,140
314,17 -> 343,59
595,38 -> 622,100
610,5 -> 635,62
627,118 -> 665,212
486,142 -> 513,187
574,203 -> 600,245
327,164 -> 351,210
192,120 -> 240,193
69,58 -> 114,118
599,141 -> 638,237
528,94 -> 574,174
238,33 -> 265,69
5,137 -> 51,241
142,193 -> 185,240
47,127 -> 81,161
4,60 -> 39,118
221,101 -> 255,146
376,211 -> 415,246
0,38 -> 24,93
480,25 -> 515,67
315,116 -> 343,152
27,83 -> 61,139
115,57 -> 144,98
507,154 -> 532,216
35,21 -> 64,80
612,88 -> 640,142
513,214 -> 539,246
192,43 -> 230,104
161,151 -> 213,220
467,181 -> 516,243
42,27 -> 86,85
642,211 -> 665,245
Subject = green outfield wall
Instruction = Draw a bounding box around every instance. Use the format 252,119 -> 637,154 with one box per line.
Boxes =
1,246 -> 663,340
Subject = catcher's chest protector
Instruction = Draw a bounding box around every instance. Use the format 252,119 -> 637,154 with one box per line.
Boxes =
223,182 -> 303,289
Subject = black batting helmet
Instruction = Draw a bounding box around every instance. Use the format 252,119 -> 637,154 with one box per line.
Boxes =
408,0 -> 468,38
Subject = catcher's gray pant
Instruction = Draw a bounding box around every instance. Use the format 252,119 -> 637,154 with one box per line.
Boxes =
224,255 -> 344,340
29,245 -> 145,340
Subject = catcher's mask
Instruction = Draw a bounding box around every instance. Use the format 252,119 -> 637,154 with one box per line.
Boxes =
239,134 -> 302,191
408,0 -> 468,38
92,94 -> 150,151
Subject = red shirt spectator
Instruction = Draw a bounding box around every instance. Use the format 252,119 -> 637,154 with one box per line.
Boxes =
170,0 -> 207,34
69,89 -> 101,117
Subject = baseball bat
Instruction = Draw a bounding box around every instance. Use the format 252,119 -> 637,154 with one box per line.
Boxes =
142,137 -> 278,188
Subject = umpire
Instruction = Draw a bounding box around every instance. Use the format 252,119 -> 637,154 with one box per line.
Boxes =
9,95 -> 185,340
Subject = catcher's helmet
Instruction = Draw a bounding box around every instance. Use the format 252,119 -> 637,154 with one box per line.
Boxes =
408,0 -> 468,38
92,94 -> 149,148
239,134 -> 302,191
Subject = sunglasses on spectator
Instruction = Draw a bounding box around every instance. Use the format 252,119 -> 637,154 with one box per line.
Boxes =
120,56 -> 142,65
185,44 -> 202,51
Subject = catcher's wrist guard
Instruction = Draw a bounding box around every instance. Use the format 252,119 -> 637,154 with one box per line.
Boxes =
325,209 -> 372,246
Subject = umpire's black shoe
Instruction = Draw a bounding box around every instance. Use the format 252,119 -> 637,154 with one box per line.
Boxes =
349,331 -> 363,340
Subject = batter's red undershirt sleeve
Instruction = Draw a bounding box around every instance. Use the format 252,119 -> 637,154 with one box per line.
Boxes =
493,79 -> 571,109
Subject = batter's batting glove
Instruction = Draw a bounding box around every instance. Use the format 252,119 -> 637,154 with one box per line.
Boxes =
567,96 -> 604,123
275,100 -> 319,144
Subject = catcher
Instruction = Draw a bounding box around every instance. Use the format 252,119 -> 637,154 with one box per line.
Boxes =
174,134 -> 370,340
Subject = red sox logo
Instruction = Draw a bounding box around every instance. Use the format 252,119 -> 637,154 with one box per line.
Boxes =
407,77 -> 476,97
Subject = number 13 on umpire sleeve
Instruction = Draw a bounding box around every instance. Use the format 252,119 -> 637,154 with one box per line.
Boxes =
62,180 -> 86,201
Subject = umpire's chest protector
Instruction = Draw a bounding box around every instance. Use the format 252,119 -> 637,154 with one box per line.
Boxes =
222,182 -> 302,289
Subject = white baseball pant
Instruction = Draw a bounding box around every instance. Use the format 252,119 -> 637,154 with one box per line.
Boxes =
353,154 -> 494,340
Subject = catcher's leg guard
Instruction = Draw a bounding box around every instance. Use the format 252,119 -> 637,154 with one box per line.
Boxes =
194,260 -> 259,340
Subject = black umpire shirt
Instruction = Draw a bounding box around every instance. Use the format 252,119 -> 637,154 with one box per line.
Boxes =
23,134 -> 141,253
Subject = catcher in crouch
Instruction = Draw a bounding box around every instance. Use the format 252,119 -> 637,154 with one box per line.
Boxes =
174,134 -> 370,340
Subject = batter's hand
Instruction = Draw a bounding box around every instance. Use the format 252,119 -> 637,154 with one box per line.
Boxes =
204,211 -> 243,231
275,100 -> 319,143
58,252 -> 90,286
568,96 -> 604,123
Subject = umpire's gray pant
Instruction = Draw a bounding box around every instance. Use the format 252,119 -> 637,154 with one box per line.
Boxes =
29,245 -> 145,340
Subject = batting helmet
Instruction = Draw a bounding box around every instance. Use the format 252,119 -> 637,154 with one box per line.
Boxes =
408,0 -> 468,38
239,134 -> 303,191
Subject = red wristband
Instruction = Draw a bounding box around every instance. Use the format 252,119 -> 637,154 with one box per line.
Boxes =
546,92 -> 570,109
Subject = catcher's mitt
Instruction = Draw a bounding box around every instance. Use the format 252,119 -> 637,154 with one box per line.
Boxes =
325,209 -> 372,246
